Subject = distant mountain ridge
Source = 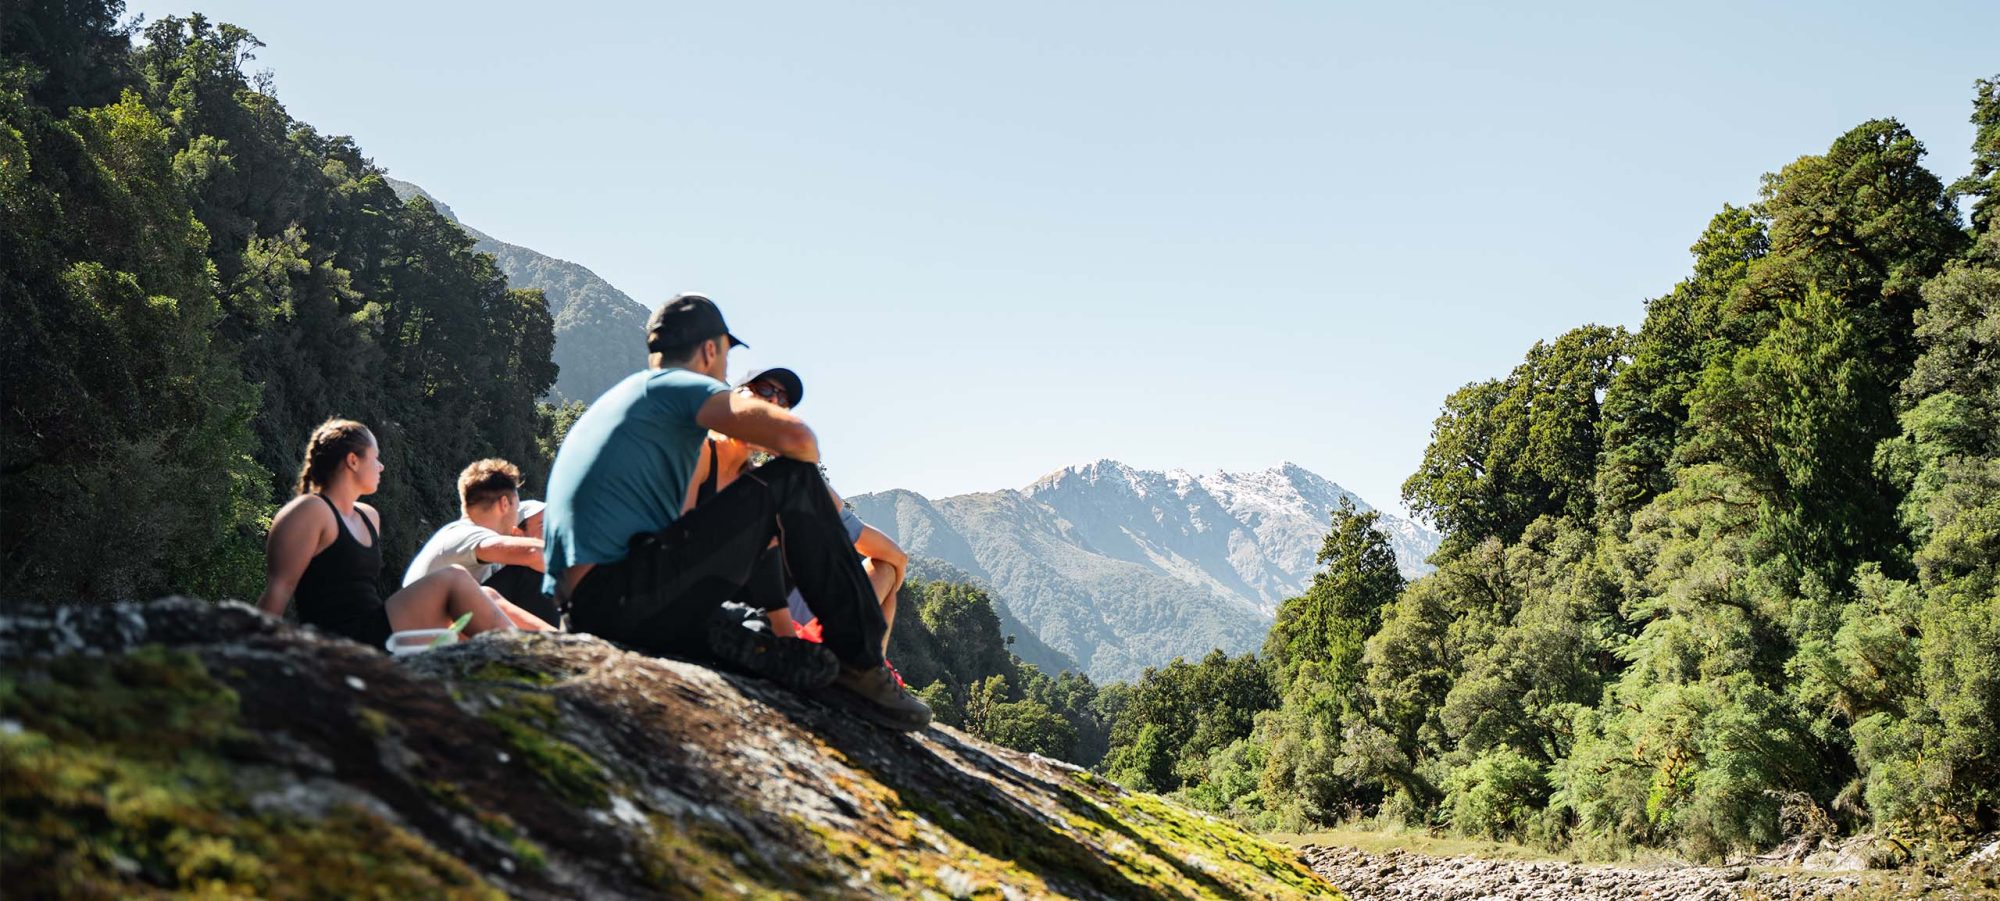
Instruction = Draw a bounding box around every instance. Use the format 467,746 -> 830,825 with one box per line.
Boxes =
850,461 -> 1440,681
386,178 -> 647,403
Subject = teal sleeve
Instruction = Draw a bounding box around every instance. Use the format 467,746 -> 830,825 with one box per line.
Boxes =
647,369 -> 731,423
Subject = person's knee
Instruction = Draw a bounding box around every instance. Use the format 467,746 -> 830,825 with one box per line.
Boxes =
751,459 -> 840,516
753,456 -> 822,486
419,566 -> 478,595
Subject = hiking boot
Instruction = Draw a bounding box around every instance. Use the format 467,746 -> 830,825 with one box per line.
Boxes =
705,610 -> 840,691
832,664 -> 932,732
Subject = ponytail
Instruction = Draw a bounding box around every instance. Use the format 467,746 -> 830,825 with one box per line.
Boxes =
296,418 -> 375,495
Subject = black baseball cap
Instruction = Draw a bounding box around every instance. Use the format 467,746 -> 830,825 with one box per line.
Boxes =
738,367 -> 804,408
646,293 -> 747,352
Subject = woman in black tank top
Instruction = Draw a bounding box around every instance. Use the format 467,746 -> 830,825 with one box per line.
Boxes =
291,493 -> 391,645
255,419 -> 519,650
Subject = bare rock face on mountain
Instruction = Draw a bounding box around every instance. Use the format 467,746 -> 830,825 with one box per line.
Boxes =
849,461 -> 1440,682
1026,461 -> 1437,608
0,599 -> 1340,899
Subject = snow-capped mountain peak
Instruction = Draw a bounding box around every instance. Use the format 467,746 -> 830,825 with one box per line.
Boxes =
850,460 -> 1441,681
1024,460 -> 1439,609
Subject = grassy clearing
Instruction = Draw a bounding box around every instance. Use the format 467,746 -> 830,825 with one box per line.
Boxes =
1266,825 -> 1686,868
1271,826 -> 1569,862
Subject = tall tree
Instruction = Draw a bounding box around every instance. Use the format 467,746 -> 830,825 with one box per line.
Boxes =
1249,500 -> 1409,827
1679,288 -> 1897,586
1596,207 -> 1768,527
1951,76 -> 1999,237
1749,119 -> 1966,382
1405,325 -> 1629,555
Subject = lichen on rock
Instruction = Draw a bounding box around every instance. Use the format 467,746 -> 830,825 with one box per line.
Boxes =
0,598 -> 1342,899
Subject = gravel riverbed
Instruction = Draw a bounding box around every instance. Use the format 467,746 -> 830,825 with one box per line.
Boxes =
1299,844 -> 1870,900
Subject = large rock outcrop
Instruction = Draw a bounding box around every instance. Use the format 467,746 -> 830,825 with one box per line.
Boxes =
0,599 -> 1340,899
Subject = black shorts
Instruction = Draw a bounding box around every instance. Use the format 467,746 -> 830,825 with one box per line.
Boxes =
309,607 -> 394,652
484,564 -> 560,625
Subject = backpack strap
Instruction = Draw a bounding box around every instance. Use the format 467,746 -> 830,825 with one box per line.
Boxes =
696,438 -> 720,505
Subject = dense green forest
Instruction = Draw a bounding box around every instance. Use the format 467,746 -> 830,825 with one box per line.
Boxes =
1090,80 -> 2000,861
2,2 -> 558,602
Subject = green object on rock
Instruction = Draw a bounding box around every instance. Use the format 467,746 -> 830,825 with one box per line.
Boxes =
431,612 -> 475,648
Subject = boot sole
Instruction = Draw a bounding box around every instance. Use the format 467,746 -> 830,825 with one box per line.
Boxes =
706,621 -> 840,691
817,683 -> 932,732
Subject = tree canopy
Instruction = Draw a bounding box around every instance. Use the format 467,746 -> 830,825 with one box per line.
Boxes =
2,4 -> 558,603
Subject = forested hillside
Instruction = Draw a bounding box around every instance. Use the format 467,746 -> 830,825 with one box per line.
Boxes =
385,177 -> 650,405
1,5 -> 560,601
1096,82 -> 2000,863
904,555 -> 1084,677
887,577 -> 1115,766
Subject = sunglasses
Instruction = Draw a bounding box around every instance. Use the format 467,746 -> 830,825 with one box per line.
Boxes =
745,382 -> 790,407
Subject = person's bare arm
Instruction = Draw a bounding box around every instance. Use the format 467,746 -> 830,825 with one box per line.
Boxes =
718,436 -> 754,482
828,487 -> 905,576
255,499 -> 329,617
682,436 -> 715,513
853,525 -> 908,576
475,536 -> 546,571
695,392 -> 819,462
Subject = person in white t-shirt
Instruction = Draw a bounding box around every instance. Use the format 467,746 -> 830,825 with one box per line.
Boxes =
481,498 -> 558,624
403,458 -> 554,630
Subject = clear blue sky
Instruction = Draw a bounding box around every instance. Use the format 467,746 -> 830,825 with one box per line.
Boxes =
130,0 -> 1997,516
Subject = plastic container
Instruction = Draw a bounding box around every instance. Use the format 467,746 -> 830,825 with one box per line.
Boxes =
385,628 -> 459,656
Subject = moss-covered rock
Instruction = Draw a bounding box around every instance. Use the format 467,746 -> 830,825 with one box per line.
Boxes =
0,599 -> 1341,899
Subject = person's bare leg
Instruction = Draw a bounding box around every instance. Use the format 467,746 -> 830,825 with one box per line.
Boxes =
862,558 -> 901,655
483,586 -> 554,631
385,568 -> 515,634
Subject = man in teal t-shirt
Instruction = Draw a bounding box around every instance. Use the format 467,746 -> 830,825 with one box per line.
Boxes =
540,294 -> 929,731
542,366 -> 729,596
